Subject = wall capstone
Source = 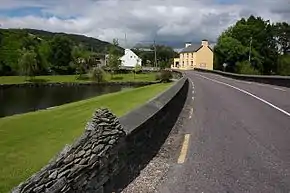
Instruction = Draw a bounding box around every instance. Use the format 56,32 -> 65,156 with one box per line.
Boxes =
12,108 -> 126,193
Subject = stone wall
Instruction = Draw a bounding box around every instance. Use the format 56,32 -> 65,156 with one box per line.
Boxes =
11,77 -> 189,193
12,108 -> 126,193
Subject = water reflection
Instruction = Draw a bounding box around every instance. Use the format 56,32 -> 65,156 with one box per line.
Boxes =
0,85 -> 137,118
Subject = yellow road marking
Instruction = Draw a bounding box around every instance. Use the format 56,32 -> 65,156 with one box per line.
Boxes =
178,134 -> 190,164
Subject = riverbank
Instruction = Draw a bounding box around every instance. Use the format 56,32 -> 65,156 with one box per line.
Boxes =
0,73 -> 157,85
0,82 -> 172,193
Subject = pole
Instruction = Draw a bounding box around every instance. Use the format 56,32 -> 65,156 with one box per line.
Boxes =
248,36 -> 252,64
124,33 -> 127,49
154,40 -> 157,68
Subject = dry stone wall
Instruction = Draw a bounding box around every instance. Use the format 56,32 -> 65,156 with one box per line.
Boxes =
12,108 -> 126,193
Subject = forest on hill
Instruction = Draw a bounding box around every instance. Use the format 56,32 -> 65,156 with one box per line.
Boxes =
0,28 -> 123,76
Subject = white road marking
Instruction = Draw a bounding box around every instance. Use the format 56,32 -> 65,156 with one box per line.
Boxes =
197,74 -> 290,117
189,78 -> 194,86
192,90 -> 195,94
178,134 -> 190,164
192,96 -> 194,100
202,73 -> 287,92
188,108 -> 193,119
273,87 -> 286,92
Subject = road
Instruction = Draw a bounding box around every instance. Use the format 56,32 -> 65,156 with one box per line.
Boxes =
158,71 -> 290,193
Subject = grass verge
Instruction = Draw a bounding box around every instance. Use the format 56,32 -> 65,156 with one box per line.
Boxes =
0,82 -> 172,192
0,73 -> 157,85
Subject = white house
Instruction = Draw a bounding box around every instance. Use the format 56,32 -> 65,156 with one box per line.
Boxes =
120,49 -> 142,68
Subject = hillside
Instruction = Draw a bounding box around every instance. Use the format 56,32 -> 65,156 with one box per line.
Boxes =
0,28 -> 123,75
0,28 -> 121,53
22,29 -> 122,53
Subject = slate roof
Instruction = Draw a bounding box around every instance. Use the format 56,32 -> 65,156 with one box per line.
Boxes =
180,44 -> 202,53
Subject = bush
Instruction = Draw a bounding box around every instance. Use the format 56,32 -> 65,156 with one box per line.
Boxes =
277,55 -> 290,76
236,61 -> 260,75
89,67 -> 106,83
159,70 -> 173,82
155,72 -> 161,81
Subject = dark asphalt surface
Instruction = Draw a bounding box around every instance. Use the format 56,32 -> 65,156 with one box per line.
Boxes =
158,71 -> 290,193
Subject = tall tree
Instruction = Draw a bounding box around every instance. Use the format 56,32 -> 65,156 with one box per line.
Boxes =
274,22 -> 290,55
215,15 -> 279,74
49,35 -> 73,75
107,39 -> 121,78
18,49 -> 38,79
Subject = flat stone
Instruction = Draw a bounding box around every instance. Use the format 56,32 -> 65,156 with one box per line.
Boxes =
84,149 -> 92,157
76,150 -> 86,158
63,154 -> 74,164
57,169 -> 70,179
33,185 -> 44,193
79,157 -> 89,165
92,144 -> 104,153
74,158 -> 81,164
49,170 -> 58,179
109,139 -> 117,145
45,177 -> 66,193
88,154 -> 98,165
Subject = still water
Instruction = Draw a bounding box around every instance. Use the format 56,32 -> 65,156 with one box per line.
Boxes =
0,85 -> 137,118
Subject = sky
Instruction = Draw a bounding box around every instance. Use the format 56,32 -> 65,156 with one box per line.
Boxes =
0,0 -> 289,48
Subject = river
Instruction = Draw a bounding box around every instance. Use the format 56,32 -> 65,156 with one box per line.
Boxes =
0,84 -> 137,118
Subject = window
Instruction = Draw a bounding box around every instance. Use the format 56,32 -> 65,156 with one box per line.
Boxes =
182,62 -> 184,67
130,56 -> 133,58
191,61 -> 193,67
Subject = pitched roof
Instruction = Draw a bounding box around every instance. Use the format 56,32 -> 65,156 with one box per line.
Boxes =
180,44 -> 202,53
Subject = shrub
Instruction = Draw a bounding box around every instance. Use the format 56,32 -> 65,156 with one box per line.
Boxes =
155,72 -> 161,81
89,67 -> 106,83
236,61 -> 260,75
159,70 -> 173,82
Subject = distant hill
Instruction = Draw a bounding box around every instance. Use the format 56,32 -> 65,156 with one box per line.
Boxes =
0,28 -> 123,75
23,29 -> 123,53
0,28 -> 123,53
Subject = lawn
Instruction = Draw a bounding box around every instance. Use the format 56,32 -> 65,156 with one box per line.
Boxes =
0,82 -> 172,193
0,72 -> 157,85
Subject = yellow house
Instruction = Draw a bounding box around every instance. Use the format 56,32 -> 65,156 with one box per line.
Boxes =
171,40 -> 213,70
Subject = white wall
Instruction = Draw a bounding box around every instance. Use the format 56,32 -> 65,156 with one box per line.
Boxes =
120,49 -> 142,67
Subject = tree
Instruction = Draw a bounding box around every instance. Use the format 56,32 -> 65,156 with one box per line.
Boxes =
133,61 -> 142,79
49,35 -> 73,75
215,15 -> 279,74
274,22 -> 290,55
18,49 -> 38,79
71,44 -> 90,78
107,39 -> 121,78
277,55 -> 290,75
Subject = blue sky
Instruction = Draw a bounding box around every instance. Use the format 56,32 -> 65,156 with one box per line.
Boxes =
0,0 -> 288,47
0,7 -> 44,17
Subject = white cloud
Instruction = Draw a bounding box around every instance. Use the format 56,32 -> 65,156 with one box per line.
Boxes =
0,0 -> 289,48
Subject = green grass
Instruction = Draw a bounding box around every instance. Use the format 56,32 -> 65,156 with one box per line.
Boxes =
0,73 -> 157,85
0,82 -> 172,193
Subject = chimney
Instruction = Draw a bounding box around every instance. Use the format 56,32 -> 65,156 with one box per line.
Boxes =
201,39 -> 209,47
185,42 -> 192,48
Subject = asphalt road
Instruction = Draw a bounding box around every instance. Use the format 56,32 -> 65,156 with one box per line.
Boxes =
158,71 -> 290,193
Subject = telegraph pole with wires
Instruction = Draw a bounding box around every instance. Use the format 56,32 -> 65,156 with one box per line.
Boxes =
154,40 -> 157,68
124,33 -> 127,49
248,36 -> 253,64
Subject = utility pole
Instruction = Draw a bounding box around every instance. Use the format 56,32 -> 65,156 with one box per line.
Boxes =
124,33 -> 127,49
248,36 -> 252,64
154,40 -> 157,68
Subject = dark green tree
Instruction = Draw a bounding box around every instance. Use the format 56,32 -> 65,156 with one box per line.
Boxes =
49,35 -> 73,75
215,15 -> 279,74
18,49 -> 38,79
107,39 -> 121,78
274,22 -> 290,55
